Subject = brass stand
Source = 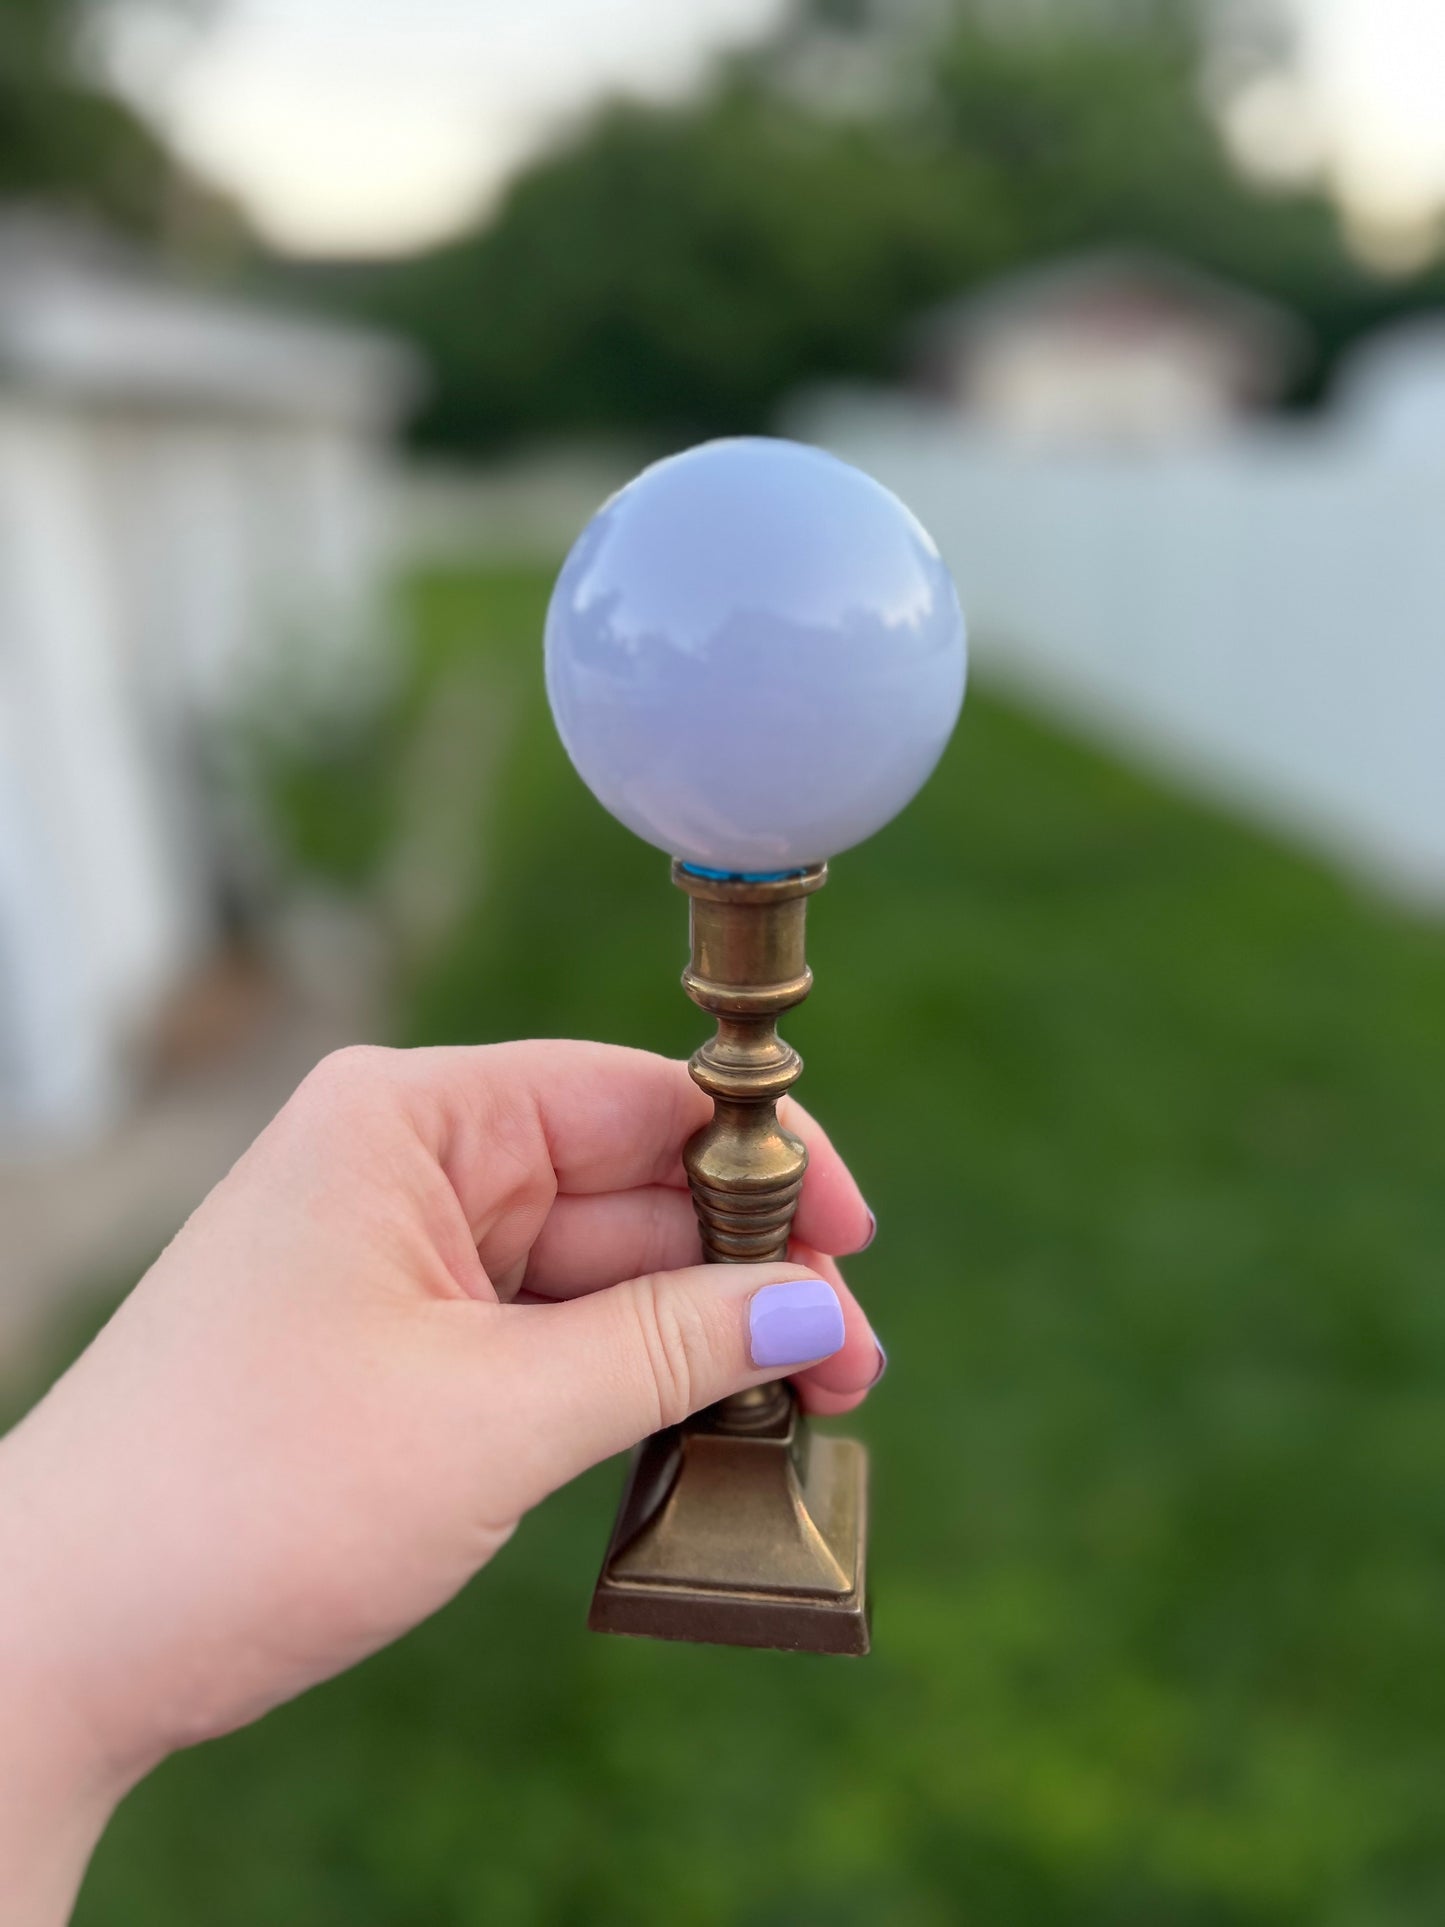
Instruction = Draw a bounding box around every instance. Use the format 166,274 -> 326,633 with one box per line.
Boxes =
588,863 -> 869,1654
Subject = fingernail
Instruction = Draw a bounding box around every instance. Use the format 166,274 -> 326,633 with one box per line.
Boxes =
860,1207 -> 878,1252
749,1279 -> 845,1369
869,1339 -> 888,1386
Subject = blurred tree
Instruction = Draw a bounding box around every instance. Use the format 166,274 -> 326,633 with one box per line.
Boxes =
321,0 -> 1377,452
322,90 -> 964,451
890,1 -> 1360,339
0,0 -> 233,245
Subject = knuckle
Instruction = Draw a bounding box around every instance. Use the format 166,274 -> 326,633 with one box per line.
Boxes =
296,1043 -> 396,1114
648,1184 -> 697,1269
629,1275 -> 708,1432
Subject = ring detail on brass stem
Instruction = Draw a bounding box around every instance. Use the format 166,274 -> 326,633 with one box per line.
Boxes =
675,863 -> 825,1435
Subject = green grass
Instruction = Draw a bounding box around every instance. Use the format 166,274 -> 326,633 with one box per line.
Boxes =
55,567 -> 1445,1922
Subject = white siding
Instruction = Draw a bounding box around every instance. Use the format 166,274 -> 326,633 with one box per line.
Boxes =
0,398 -> 399,1145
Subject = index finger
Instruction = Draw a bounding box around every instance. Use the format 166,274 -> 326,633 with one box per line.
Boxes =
396,1039 -> 872,1258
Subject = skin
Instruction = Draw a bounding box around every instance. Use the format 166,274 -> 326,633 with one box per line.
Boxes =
0,1040 -> 880,1923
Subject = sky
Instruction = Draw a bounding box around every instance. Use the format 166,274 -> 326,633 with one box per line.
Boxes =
1231,0 -> 1445,264
108,0 -> 1445,263
107,0 -> 791,256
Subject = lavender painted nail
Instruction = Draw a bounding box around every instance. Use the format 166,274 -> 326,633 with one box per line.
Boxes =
749,1279 -> 845,1368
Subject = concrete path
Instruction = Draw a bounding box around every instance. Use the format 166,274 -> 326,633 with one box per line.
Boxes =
0,945 -> 379,1372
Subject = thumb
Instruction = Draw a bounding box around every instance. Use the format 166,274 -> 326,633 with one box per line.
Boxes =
497,1262 -> 845,1504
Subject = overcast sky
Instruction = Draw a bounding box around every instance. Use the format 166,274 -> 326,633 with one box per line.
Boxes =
108,0 -> 790,255
107,0 -> 1445,261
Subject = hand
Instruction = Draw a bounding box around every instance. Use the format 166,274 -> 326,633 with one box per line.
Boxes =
0,1041 -> 880,1922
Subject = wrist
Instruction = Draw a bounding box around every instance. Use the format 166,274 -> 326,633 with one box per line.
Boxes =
0,1680 -> 127,1926
0,1430 -> 153,1923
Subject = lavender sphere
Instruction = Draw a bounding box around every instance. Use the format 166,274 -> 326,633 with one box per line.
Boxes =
544,437 -> 966,873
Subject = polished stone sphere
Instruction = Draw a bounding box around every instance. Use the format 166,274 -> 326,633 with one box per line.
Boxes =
544,437 -> 966,874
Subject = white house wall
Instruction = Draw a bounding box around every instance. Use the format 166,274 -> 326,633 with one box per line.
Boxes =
0,399 -> 204,1141
0,397 -> 400,1145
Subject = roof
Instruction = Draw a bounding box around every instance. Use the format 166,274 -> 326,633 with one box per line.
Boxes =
0,211 -> 423,426
911,247 -> 1309,383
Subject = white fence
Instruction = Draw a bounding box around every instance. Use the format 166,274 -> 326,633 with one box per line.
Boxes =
790,395 -> 1445,906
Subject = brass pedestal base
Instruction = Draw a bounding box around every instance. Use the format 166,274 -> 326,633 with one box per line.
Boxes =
589,1389 -> 869,1655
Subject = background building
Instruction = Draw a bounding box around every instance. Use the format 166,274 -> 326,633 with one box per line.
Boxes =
0,213 -> 418,1143
907,250 -> 1309,445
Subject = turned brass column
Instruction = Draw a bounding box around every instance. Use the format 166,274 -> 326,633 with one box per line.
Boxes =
681,863 -> 820,1435
587,862 -> 869,1654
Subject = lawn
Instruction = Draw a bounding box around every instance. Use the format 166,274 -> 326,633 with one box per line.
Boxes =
42,566 -> 1445,1922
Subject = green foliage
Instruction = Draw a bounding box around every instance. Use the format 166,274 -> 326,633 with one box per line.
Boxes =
56,566 -> 1445,1924
244,663 -> 411,896
322,0 -> 1368,452
0,0 -> 218,237
252,720 -> 399,894
326,88 -> 960,453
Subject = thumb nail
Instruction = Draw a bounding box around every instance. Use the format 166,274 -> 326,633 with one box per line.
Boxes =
748,1279 -> 845,1369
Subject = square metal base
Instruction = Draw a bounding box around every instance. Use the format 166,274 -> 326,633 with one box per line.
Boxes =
588,1400 -> 869,1655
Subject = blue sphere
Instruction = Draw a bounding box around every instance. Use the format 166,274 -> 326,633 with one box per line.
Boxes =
545,437 -> 966,874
